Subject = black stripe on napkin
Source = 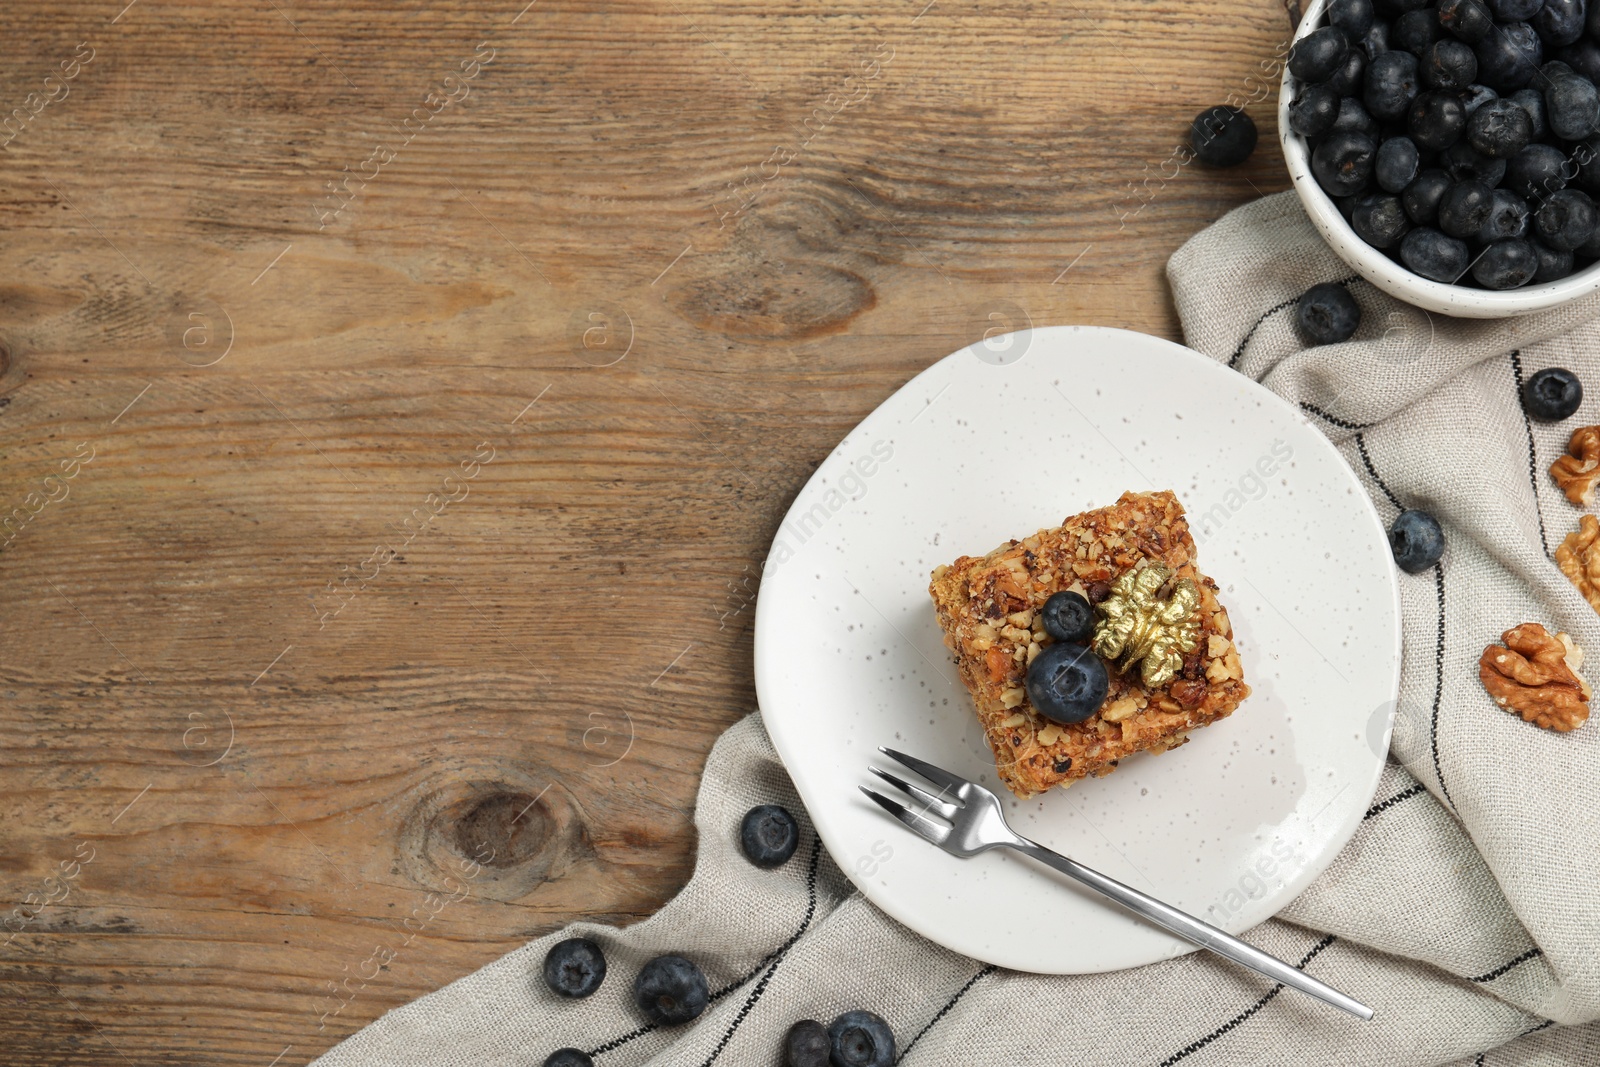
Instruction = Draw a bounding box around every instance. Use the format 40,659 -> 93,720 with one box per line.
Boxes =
1301,403 -> 1374,431
1465,1021 -> 1556,1067
1352,433 -> 1455,812
1468,946 -> 1543,984
1355,434 -> 1403,511
1362,783 -> 1426,820
1155,935 -> 1338,1067
1227,296 -> 1300,370
894,963 -> 997,1064
1428,561 -> 1454,810
584,834 -> 823,1060
1225,275 -> 1359,371
1509,352 -> 1551,557
696,836 -> 824,1066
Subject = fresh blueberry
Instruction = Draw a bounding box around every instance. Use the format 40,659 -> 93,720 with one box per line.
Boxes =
1576,225 -> 1600,256
1439,0 -> 1495,43
1400,226 -> 1471,281
1534,188 -> 1600,250
1389,510 -> 1446,573
1523,367 -> 1584,419
1190,106 -> 1257,167
1504,142 -> 1567,199
1441,139 -> 1508,185
1557,39 -> 1600,84
1573,134 -> 1600,192
1352,192 -> 1413,247
1456,82 -> 1500,114
829,1011 -> 896,1067
1542,59 -> 1577,81
1366,50 -> 1422,120
1384,0 -> 1431,10
1312,129 -> 1378,196
1290,26 -> 1352,83
543,1050 -> 594,1067
1359,20 -> 1392,60
1532,238 -> 1575,280
1478,188 -> 1531,241
1336,193 -> 1360,220
1296,282 -> 1361,344
1490,0 -> 1545,18
1544,74 -> 1600,141
1290,83 -> 1342,137
784,1020 -> 831,1067
1394,9 -> 1443,57
1422,38 -> 1480,91
1402,167 -> 1455,223
633,956 -> 709,1026
1472,238 -> 1540,288
1329,46 -> 1369,96
1535,0 -> 1588,47
1376,136 -> 1422,192
1467,98 -> 1533,157
1408,90 -> 1467,150
1328,0 -> 1374,36
1509,88 -> 1549,139
1474,22 -> 1542,91
1437,179 -> 1496,238
1333,94 -> 1383,138
1040,590 -> 1094,643
1024,642 -> 1109,725
544,938 -> 608,999
740,804 -> 799,868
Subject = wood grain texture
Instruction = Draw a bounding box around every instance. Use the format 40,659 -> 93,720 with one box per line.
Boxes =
0,0 -> 1298,1061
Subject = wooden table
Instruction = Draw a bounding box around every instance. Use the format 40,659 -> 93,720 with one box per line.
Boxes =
0,0 -> 1299,1061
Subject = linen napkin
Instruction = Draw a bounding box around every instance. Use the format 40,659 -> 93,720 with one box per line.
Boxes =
314,191 -> 1600,1066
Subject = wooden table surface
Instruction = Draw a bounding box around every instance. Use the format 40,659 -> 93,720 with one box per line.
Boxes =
0,0 -> 1300,1061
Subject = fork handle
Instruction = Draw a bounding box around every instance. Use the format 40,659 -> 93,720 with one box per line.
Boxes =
1010,841 -> 1374,1020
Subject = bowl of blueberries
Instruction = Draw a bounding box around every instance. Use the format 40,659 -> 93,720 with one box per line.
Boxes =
1280,0 -> 1600,316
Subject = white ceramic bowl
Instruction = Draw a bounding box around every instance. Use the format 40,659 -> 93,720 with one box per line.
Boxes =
1280,0 -> 1600,317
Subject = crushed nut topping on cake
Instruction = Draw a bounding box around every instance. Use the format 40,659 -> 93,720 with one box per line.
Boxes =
928,490 -> 1251,799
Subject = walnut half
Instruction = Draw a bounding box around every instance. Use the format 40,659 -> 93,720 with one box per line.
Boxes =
1551,426 -> 1600,506
1556,515 -> 1600,614
1478,623 -> 1592,732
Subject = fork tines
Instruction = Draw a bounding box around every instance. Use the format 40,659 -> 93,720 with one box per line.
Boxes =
858,785 -> 951,844
877,746 -> 970,793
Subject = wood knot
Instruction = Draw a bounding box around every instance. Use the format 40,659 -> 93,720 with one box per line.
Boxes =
394,772 -> 591,902
449,791 -> 549,869
662,183 -> 875,341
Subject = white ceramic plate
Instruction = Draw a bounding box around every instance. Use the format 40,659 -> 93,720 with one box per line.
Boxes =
753,325 -> 1402,974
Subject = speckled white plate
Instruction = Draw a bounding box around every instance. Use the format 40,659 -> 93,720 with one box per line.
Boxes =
753,325 -> 1401,974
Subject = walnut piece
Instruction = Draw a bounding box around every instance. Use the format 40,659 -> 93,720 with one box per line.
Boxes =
1091,561 -> 1201,687
1556,515 -> 1600,614
1478,622 -> 1592,732
1551,426 -> 1600,506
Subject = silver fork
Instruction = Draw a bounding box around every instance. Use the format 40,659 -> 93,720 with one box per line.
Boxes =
862,746 -> 1374,1020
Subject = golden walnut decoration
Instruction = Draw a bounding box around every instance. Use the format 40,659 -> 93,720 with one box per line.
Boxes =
1551,426 -> 1600,506
1556,514 -> 1600,614
1091,561 -> 1201,688
1478,622 -> 1592,732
